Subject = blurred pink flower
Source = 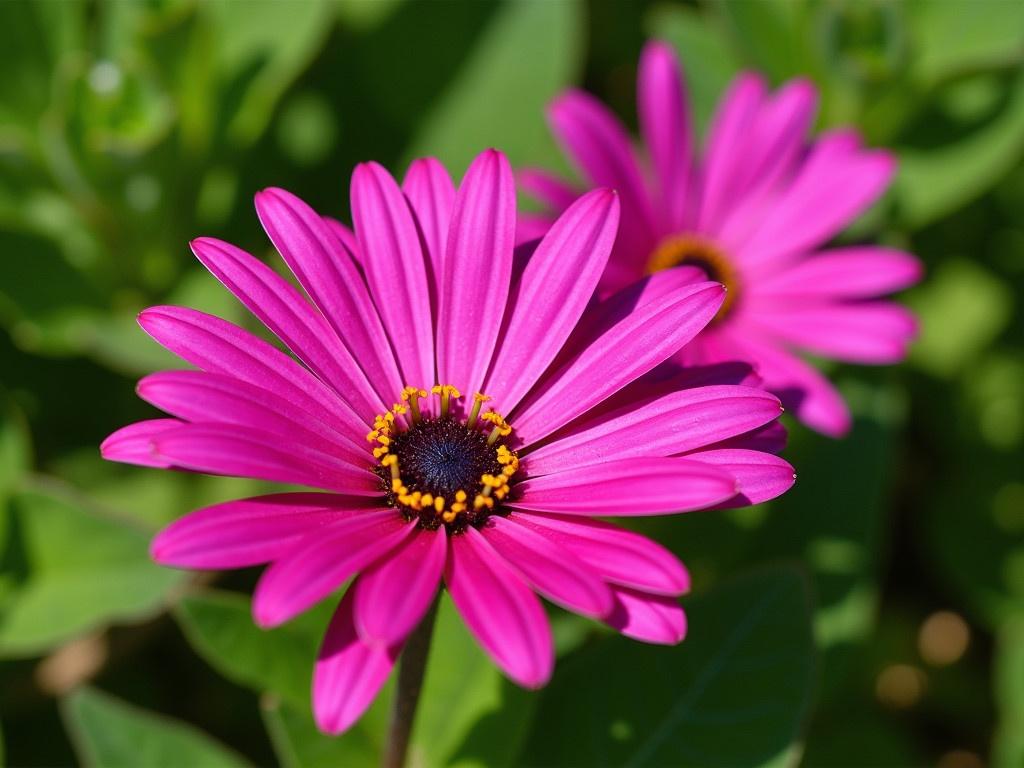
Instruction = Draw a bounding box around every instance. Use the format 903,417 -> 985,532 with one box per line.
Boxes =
102,149 -> 793,734
521,42 -> 923,437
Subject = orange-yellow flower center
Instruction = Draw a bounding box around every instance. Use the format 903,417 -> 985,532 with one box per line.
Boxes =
368,385 -> 519,531
647,234 -> 739,322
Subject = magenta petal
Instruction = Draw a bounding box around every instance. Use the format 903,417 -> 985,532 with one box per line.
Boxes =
685,448 -> 795,507
190,237 -> 383,421
137,306 -> 358,438
712,420 -> 789,455
517,168 -> 579,212
755,246 -> 923,299
137,370 -> 367,465
513,512 -> 689,597
151,423 -> 378,494
436,149 -> 516,396
482,516 -> 613,619
485,188 -> 620,412
314,585 -> 398,735
606,586 -> 687,645
100,419 -> 182,468
403,157 -> 456,290
524,384 -> 783,475
637,40 -> 691,231
445,527 -> 553,688
352,162 -> 435,388
511,457 -> 737,516
354,527 -> 446,647
253,512 -> 415,628
512,279 -> 725,444
322,217 -> 361,264
151,493 -> 373,569
254,187 -> 404,402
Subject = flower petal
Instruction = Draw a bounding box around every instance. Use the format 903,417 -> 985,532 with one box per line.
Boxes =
513,512 -> 690,596
255,187 -> 404,402
445,527 -> 553,688
253,512 -> 415,628
482,516 -> 613,619
484,188 -> 619,412
511,456 -> 737,516
354,526 -> 446,647
314,585 -> 398,735
754,246 -> 923,299
403,156 -> 455,292
150,423 -> 378,494
684,448 -> 795,507
512,279 -> 725,444
151,493 -> 373,569
190,237 -> 383,421
606,586 -> 687,645
517,168 -> 579,212
100,419 -> 182,468
436,149 -> 516,397
352,162 -> 435,388
524,385 -> 782,475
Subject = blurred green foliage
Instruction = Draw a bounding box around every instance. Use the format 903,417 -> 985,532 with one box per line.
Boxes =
1,0 -> 1023,766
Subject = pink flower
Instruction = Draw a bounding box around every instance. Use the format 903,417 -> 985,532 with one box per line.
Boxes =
521,42 -> 923,437
102,149 -> 793,734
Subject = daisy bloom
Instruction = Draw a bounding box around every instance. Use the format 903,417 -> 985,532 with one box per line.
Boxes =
102,149 -> 793,736
521,41 -> 923,437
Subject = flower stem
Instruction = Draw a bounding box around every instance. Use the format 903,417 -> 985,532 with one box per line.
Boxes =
382,598 -> 439,768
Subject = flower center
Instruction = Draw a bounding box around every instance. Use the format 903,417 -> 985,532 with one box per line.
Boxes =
647,235 -> 739,322
368,385 -> 520,532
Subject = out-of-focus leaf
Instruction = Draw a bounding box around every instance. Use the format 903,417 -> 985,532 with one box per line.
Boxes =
336,0 -> 405,31
647,4 -> 742,134
712,0 -> 820,83
520,567 -> 815,767
262,696 -> 382,768
406,0 -> 583,175
62,686 -> 249,768
175,589 -> 331,709
909,0 -> 1024,85
994,618 -> 1024,767
204,0 -> 335,146
0,405 -> 30,501
0,485 -> 184,657
907,258 -> 1013,378
895,70 -> 1024,229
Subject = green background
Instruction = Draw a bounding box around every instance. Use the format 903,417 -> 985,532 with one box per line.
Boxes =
1,0 -> 1023,765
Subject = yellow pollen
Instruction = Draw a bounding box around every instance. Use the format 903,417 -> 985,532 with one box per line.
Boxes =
401,386 -> 428,423
431,384 -> 461,418
468,392 -> 491,429
646,234 -> 738,321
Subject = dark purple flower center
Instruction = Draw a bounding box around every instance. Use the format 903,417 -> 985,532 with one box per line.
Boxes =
648,235 -> 739,322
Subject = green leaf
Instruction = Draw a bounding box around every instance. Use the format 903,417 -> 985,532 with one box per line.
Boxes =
520,566 -> 815,767
0,404 -> 31,501
406,0 -> 583,175
262,696 -> 383,768
994,618 -> 1024,767
712,0 -> 820,83
175,589 -> 332,709
0,485 -> 184,657
63,686 -> 249,768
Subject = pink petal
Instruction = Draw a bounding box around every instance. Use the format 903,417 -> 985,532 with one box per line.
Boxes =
698,73 -> 767,232
606,586 -> 687,645
436,149 -> 516,396
637,40 -> 691,232
548,89 -> 657,266
137,306 -> 358,439
351,162 -> 435,388
517,168 -> 579,213
190,237 -> 383,422
684,448 -> 795,507
150,423 -> 378,494
445,527 -> 553,688
100,419 -> 182,468
322,217 -> 361,264
151,493 -> 374,569
254,187 -> 404,402
754,246 -> 923,299
523,385 -> 782,475
711,420 -> 789,454
482,516 -> 613,619
314,585 -> 398,735
748,302 -> 917,364
137,370 -> 367,465
253,512 -> 415,628
354,526 -> 446,647
402,157 -> 455,308
484,188 -> 620,412
512,279 -> 725,444
515,213 -> 555,246
511,456 -> 737,516
513,512 -> 690,596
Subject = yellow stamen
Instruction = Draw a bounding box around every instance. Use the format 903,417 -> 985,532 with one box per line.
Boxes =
433,496 -> 445,514
402,386 -> 427,423
468,392 -> 491,429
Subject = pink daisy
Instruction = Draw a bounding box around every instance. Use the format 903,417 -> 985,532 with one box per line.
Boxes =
521,41 -> 923,437
102,149 -> 793,736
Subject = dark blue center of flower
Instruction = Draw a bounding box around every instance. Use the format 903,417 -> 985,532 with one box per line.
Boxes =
385,417 -> 499,500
